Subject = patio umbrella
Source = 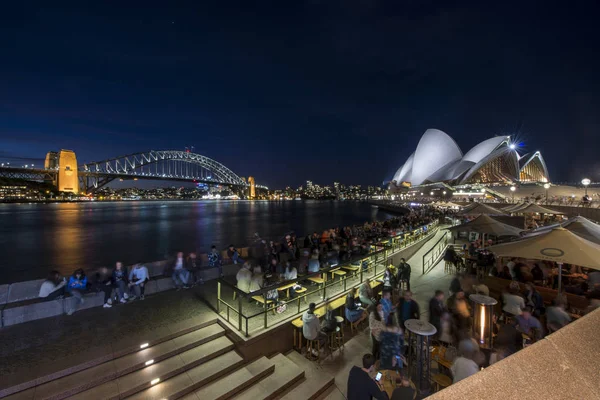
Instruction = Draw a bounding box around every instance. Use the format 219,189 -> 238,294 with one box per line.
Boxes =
523,216 -> 600,245
457,203 -> 507,216
503,203 -> 526,212
510,203 -> 564,215
488,227 -> 600,290
448,214 -> 523,237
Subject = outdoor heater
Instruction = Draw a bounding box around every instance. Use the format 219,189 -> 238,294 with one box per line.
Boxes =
470,294 -> 497,349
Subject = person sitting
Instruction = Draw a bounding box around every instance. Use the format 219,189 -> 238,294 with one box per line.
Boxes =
359,278 -> 376,307
523,283 -> 544,317
346,354 -> 389,400
227,244 -> 245,265
38,270 -> 66,301
380,289 -> 394,323
302,303 -> 327,356
545,299 -> 572,333
128,263 -> 149,300
283,261 -> 297,281
531,263 -> 544,282
497,266 -> 513,280
379,316 -> 404,371
308,255 -> 320,273
112,261 -> 129,303
268,257 -> 282,275
66,268 -> 88,315
450,338 -> 482,383
91,266 -> 115,308
170,252 -> 190,290
502,285 -> 525,317
396,290 -> 420,328
391,376 -> 414,400
249,271 -> 264,293
514,307 -> 543,341
208,245 -> 223,277
345,287 -> 367,326
236,262 -> 252,293
320,305 -> 337,334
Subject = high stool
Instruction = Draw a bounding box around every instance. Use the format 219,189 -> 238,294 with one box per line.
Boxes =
334,316 -> 345,343
328,327 -> 344,351
306,338 -> 321,361
431,373 -> 451,392
294,287 -> 307,305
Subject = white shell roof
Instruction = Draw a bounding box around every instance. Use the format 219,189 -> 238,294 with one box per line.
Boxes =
462,136 -> 510,163
392,152 -> 414,183
410,129 -> 463,185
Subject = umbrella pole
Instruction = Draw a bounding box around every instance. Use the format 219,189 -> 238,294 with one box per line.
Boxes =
557,262 -> 562,292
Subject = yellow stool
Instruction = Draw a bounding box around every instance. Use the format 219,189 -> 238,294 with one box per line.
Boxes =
306,338 -> 321,361
295,287 -> 307,304
431,373 -> 451,391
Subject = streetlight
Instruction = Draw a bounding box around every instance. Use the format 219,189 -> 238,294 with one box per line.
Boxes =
430,191 -> 434,196
510,186 -> 516,203
543,183 -> 551,203
582,178 -> 591,196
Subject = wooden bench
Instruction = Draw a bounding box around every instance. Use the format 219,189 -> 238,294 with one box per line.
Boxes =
307,276 -> 325,286
251,295 -> 276,315
341,265 -> 360,277
277,282 -> 297,299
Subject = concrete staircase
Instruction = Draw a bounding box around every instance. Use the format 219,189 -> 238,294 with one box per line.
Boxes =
4,321 -> 334,400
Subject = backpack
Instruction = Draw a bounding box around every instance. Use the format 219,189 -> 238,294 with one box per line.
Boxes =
276,302 -> 287,314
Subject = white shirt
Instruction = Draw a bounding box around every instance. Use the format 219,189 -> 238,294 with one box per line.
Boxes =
507,261 -> 516,278
502,293 -> 525,316
39,280 -> 65,297
451,357 -> 479,383
236,268 -> 252,293
284,267 -> 297,280
175,258 -> 184,270
129,266 -> 149,284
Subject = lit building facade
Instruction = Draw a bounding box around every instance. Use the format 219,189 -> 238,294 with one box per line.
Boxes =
390,129 -> 549,188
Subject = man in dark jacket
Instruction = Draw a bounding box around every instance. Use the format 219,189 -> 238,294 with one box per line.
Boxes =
397,291 -> 420,327
429,290 -> 446,334
347,354 -> 389,400
397,258 -> 411,291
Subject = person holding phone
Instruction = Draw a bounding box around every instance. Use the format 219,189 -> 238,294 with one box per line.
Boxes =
347,354 -> 389,400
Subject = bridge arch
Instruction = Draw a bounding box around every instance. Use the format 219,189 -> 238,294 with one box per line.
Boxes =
79,150 -> 247,192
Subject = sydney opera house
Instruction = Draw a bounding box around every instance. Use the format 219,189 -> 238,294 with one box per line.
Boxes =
389,129 -> 549,189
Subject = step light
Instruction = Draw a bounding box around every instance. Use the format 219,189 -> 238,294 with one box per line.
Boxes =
150,378 -> 160,385
140,343 -> 149,349
145,359 -> 154,366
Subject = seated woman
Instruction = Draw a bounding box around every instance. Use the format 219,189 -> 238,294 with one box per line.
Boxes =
359,278 -> 376,307
38,270 -> 67,301
66,268 -> 88,315
345,287 -> 367,326
235,262 -> 253,293
379,315 -> 404,371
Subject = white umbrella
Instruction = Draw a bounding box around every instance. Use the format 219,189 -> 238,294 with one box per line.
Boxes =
488,227 -> 600,291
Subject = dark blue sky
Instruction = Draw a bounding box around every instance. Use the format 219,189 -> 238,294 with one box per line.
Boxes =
1,1 -> 599,188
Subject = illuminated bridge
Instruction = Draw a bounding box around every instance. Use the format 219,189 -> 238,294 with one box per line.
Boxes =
0,149 -> 266,195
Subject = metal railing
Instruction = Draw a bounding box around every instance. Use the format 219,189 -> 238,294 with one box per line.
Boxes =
216,221 -> 439,337
422,231 -> 449,274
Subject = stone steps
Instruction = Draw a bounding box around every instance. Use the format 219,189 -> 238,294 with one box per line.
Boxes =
230,354 -> 305,400
4,322 -> 226,400
278,351 -> 335,400
68,335 -> 235,400
181,356 -> 276,400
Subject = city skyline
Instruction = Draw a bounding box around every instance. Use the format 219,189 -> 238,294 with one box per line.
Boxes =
1,2 -> 600,188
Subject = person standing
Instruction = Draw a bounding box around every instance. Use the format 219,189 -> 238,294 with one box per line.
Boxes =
186,252 -> 203,285
396,291 -> 420,328
368,304 -> 384,360
429,290 -> 446,334
347,354 -> 389,400
398,258 -> 411,291
227,245 -> 245,265
236,262 -> 252,293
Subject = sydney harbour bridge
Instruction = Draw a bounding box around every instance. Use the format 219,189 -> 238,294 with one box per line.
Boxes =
0,149 -> 266,195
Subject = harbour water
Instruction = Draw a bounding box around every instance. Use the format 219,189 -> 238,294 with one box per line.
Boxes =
0,200 -> 396,283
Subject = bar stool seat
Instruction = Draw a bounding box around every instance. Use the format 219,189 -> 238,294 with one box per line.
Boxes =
295,287 -> 307,303
328,326 -> 344,351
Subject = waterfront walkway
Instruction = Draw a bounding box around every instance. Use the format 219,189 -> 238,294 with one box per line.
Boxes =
0,230 -> 453,397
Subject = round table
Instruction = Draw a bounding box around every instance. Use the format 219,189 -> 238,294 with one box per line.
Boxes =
404,319 -> 436,396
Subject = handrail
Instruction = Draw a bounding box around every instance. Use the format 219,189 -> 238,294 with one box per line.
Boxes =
422,231 -> 449,274
215,220 -> 439,337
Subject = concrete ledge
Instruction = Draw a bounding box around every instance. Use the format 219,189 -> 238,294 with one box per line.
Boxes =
64,292 -> 106,312
156,277 -> 176,292
6,279 -> 44,304
2,299 -> 64,327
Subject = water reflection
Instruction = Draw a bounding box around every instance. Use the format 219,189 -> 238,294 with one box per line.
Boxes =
0,200 -> 394,283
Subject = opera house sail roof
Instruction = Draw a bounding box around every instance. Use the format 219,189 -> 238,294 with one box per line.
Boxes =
391,129 -> 549,187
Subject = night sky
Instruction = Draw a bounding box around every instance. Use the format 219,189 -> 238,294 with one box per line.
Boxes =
1,1 -> 599,188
